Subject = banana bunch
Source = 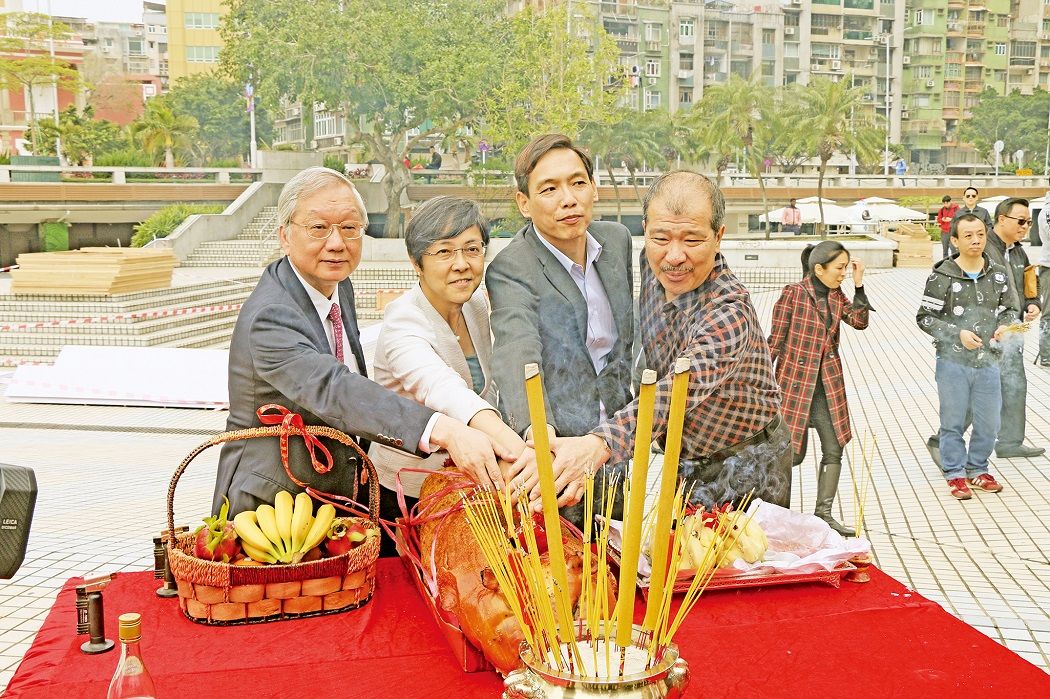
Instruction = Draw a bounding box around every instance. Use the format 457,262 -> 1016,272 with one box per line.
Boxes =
232,491 -> 336,564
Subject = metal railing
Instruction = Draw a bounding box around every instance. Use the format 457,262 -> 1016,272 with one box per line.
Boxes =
0,165 -> 261,184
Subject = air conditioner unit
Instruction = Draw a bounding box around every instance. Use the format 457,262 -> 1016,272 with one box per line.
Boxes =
832,60 -> 842,70
791,0 -> 801,5
647,76 -> 658,85
1027,68 -> 1035,75
812,63 -> 822,71
863,93 -> 873,101
926,79 -> 936,87
647,41 -> 661,51
333,136 -> 343,146
291,106 -> 301,117
309,140 -> 318,149
785,27 -> 795,36
901,111 -> 909,119
902,56 -> 911,65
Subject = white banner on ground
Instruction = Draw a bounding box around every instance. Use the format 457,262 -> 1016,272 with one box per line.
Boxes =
5,346 -> 230,409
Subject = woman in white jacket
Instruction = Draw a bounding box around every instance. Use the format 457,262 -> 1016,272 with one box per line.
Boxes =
370,196 -> 529,547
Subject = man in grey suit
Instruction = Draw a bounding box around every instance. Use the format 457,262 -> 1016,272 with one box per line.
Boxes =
486,134 -> 634,508
213,167 -> 508,516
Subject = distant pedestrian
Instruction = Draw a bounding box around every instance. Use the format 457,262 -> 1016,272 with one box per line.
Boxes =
950,187 -> 994,238
895,159 -> 907,185
768,241 -> 871,535
425,147 -> 442,183
917,214 -> 1013,500
937,195 -> 959,260
1039,191 -> 1050,367
782,198 -> 802,235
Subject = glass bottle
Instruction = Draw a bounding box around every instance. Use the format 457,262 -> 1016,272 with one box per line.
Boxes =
106,612 -> 158,699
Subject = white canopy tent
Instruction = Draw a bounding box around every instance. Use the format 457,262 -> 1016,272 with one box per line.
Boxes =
847,197 -> 928,224
760,196 -> 855,226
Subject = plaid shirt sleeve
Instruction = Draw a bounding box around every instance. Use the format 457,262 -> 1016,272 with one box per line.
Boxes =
594,299 -> 754,465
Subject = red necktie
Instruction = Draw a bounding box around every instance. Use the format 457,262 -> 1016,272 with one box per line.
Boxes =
328,303 -> 344,364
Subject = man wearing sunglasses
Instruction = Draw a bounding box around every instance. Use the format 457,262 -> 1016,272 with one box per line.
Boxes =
949,187 -> 994,242
985,197 -> 1044,458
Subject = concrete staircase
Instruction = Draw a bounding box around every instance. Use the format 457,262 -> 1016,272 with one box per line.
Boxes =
181,206 -> 282,267
0,276 -> 259,365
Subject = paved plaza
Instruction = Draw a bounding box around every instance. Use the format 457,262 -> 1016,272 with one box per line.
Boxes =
0,261 -> 1048,691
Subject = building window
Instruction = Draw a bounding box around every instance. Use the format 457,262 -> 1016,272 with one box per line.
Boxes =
994,43 -> 1006,56
644,90 -> 661,109
762,28 -> 775,45
812,14 -> 840,29
945,63 -> 960,78
186,45 -> 220,63
143,84 -> 157,99
679,53 -> 694,70
645,23 -> 661,43
679,89 -> 693,105
645,58 -> 660,77
916,65 -> 932,78
127,38 -> 144,56
1013,41 -> 1037,59
679,18 -> 694,39
811,43 -> 840,59
912,9 -> 933,26
185,12 -> 221,29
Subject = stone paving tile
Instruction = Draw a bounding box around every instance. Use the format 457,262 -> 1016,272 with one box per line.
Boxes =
0,264 -> 1047,693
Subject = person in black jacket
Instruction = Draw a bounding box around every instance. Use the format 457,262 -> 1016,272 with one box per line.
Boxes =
918,214 -> 1016,500
949,187 -> 994,237
985,198 -> 1043,458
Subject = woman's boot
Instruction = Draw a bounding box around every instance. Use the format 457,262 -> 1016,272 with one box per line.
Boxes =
814,460 -> 856,537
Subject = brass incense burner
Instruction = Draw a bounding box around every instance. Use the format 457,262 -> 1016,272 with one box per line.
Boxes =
502,625 -> 689,699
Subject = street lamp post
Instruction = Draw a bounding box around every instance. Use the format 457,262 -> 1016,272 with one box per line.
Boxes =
882,33 -> 891,177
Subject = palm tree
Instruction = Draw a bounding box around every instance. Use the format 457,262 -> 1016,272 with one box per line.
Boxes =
619,109 -> 670,209
131,101 -> 199,168
580,119 -> 627,223
694,75 -> 775,238
796,75 -> 884,237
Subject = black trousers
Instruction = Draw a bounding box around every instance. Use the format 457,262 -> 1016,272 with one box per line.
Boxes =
378,485 -> 417,558
793,380 -> 843,467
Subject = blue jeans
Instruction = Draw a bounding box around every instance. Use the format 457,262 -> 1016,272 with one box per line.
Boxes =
936,358 -> 1001,480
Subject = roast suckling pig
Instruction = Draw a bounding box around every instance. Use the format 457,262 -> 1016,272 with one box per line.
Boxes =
417,469 -> 616,675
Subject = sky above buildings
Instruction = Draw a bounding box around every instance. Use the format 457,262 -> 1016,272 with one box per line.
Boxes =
23,0 -> 144,24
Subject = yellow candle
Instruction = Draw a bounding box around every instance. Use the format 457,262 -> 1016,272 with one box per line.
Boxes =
642,357 -> 691,633
614,369 -> 657,647
523,362 -> 573,646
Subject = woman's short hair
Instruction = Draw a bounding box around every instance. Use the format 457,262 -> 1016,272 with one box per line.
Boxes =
405,196 -> 490,267
802,240 -> 849,277
277,166 -> 369,229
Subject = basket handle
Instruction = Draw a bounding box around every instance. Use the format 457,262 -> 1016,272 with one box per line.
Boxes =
166,412 -> 379,541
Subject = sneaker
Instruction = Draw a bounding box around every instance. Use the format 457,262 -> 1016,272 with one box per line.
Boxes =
948,478 -> 972,500
969,474 -> 1003,493
994,445 -> 1046,458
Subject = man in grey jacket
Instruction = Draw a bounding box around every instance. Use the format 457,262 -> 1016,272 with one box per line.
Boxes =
212,167 -> 509,516
486,134 -> 635,509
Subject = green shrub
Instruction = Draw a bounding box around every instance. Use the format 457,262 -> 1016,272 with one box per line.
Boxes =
131,203 -> 224,247
323,154 -> 346,173
95,149 -> 155,167
208,157 -> 242,168
0,150 -> 10,165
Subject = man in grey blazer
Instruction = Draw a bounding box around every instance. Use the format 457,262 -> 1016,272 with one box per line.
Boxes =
213,167 -> 507,516
486,134 -> 634,508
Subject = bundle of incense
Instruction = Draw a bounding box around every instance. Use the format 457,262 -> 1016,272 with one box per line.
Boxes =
850,432 -> 876,540
1001,321 -> 1031,335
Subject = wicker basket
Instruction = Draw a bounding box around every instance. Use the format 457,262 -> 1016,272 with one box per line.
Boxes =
165,422 -> 380,625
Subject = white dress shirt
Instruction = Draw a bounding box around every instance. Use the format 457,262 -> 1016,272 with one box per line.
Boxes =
289,262 -> 438,452
535,229 -> 618,421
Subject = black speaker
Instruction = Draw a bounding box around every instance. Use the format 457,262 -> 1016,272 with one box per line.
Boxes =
0,464 -> 37,580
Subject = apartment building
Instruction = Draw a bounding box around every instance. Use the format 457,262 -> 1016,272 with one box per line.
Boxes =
143,1 -> 169,89
165,0 -> 224,82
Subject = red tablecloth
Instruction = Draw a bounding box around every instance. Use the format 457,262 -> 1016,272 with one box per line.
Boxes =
5,560 -> 1048,698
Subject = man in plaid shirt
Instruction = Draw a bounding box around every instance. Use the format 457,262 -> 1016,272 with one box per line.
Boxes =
542,171 -> 792,509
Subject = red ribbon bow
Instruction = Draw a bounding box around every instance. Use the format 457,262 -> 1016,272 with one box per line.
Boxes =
256,404 -> 334,488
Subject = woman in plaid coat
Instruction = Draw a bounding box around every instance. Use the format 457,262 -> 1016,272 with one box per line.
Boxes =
768,241 -> 871,535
